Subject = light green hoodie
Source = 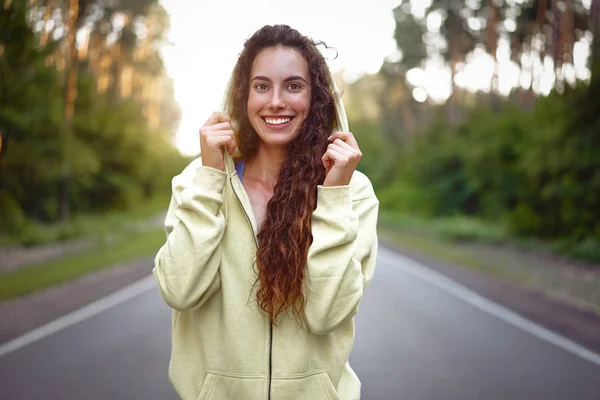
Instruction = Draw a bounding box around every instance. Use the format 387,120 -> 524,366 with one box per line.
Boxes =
153,77 -> 379,400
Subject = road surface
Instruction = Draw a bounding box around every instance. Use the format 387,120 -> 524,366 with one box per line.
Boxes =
1,246 -> 599,399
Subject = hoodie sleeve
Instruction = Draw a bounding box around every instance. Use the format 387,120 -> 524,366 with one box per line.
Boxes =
153,158 -> 227,311
304,171 -> 379,335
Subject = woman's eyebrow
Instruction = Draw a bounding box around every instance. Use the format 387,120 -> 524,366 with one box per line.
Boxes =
284,76 -> 308,84
251,75 -> 271,82
251,75 -> 308,83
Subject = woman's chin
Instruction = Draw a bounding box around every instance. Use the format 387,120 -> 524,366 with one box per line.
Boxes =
257,129 -> 300,147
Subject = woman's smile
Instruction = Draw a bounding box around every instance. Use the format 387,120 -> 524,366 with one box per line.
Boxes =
261,115 -> 296,130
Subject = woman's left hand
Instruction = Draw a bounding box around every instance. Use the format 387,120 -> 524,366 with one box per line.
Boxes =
322,132 -> 362,187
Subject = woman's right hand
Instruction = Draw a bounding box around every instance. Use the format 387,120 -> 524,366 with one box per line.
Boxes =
199,112 -> 237,171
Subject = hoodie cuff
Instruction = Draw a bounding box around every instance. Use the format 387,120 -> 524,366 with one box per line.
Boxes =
316,185 -> 352,209
192,165 -> 227,193
313,185 -> 358,243
316,185 -> 355,221
176,165 -> 227,216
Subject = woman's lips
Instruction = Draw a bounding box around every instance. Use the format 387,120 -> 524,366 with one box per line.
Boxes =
262,116 -> 295,130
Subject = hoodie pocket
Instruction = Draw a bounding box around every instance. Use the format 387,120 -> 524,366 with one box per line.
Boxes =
195,372 -> 264,400
271,370 -> 340,400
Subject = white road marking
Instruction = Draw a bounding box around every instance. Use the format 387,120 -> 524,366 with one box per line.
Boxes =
0,275 -> 156,357
378,246 -> 600,367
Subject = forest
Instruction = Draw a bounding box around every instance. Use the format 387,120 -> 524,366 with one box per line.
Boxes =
0,0 -> 188,244
345,0 -> 600,262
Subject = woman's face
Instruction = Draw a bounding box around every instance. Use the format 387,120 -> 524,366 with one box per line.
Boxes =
247,46 -> 312,149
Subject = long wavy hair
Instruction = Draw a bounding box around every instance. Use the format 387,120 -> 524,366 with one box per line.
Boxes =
223,25 -> 339,325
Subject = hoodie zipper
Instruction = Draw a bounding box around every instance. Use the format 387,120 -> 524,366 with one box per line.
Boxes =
229,172 -> 273,400
268,323 -> 273,400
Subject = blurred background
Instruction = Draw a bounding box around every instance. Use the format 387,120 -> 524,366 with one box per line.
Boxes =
1,0 -> 600,398
347,0 -> 600,265
1,0 -> 185,247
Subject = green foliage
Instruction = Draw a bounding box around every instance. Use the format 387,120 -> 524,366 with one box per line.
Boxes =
392,4 -> 426,70
429,216 -> 509,244
397,119 -> 480,216
553,237 -> 600,264
379,211 -> 510,244
376,180 -> 434,215
350,118 -> 396,190
508,84 -> 600,238
359,83 -> 600,260
0,0 -> 186,241
0,190 -> 27,233
0,192 -> 171,247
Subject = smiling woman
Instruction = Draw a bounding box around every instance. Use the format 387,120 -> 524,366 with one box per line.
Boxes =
152,24 -> 379,400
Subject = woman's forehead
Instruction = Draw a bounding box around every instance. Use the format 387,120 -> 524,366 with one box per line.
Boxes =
250,46 -> 309,80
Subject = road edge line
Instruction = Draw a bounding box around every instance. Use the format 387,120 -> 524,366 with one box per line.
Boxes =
0,275 -> 156,357
378,246 -> 600,367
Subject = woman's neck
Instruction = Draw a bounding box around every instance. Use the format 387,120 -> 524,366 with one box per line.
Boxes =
245,145 -> 287,187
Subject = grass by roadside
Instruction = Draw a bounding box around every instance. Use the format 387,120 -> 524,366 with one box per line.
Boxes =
0,228 -> 165,302
0,194 -> 170,247
379,211 -> 600,264
378,211 -> 600,316
378,227 -> 533,285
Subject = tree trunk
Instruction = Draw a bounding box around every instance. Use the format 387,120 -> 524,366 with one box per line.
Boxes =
58,0 -> 79,222
590,0 -> 600,84
109,42 -> 123,98
39,0 -> 55,47
487,0 -> 500,111
447,57 -> 460,124
531,0 -> 548,94
563,0 -> 574,65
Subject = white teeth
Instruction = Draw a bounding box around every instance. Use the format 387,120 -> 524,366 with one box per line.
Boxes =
265,117 -> 291,125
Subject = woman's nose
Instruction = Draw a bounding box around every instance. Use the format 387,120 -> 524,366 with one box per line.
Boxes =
268,89 -> 285,110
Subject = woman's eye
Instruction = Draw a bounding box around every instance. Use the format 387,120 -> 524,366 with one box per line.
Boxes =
255,83 -> 268,91
288,83 -> 301,91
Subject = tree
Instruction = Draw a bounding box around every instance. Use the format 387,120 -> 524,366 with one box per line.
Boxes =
0,0 -> 184,233
430,0 -> 477,120
58,0 -> 80,221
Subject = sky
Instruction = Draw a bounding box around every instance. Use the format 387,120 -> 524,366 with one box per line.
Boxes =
158,0 -> 400,156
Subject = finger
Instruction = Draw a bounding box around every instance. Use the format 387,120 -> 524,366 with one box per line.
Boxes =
204,111 -> 231,126
328,143 -> 353,156
328,131 -> 358,148
321,151 -> 333,170
332,138 -> 362,159
332,139 -> 356,153
204,112 -> 221,126
201,129 -> 235,139
226,137 -> 237,155
207,135 -> 236,150
201,122 -> 232,132
328,131 -> 354,143
201,130 -> 235,147
322,147 -> 346,164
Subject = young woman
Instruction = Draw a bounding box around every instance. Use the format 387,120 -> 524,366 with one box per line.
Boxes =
153,24 -> 379,400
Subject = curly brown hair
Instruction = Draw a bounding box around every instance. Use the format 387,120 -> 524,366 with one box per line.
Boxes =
223,25 -> 339,326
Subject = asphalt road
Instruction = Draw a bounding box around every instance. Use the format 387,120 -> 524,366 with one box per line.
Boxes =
1,246 -> 599,399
